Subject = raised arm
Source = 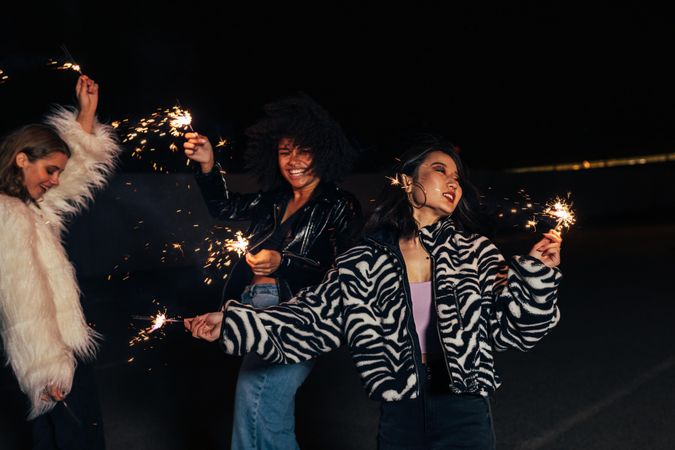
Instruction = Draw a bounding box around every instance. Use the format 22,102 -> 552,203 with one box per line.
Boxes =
41,75 -> 122,228
185,133 -> 265,221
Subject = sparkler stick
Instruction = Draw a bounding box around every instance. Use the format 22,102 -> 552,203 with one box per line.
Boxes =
131,315 -> 182,324
56,44 -> 83,73
61,401 -> 82,427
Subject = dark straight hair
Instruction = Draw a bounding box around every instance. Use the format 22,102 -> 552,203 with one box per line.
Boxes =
364,137 -> 482,239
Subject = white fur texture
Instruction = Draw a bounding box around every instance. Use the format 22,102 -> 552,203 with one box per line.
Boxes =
0,108 -> 121,418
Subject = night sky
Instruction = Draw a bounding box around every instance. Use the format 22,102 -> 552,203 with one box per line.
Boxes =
3,2 -> 675,171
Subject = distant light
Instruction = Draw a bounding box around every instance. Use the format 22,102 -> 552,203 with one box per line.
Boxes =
508,152 -> 675,173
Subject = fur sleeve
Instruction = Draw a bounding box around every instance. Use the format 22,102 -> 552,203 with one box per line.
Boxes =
41,106 -> 122,230
0,198 -> 75,419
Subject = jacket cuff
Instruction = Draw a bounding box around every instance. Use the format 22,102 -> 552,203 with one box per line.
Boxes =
511,255 -> 562,295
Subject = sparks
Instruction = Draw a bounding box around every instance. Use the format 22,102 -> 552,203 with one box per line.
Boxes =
386,175 -> 401,186
47,59 -> 82,74
224,231 -> 250,257
542,196 -> 576,232
129,309 -> 181,347
168,107 -> 193,131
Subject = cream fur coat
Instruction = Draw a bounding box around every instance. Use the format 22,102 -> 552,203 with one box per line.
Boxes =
0,107 -> 121,419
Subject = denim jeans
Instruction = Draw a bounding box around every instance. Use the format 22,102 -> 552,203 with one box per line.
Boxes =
378,362 -> 495,450
231,283 -> 315,450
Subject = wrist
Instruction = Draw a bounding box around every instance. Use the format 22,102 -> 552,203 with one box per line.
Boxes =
201,160 -> 215,174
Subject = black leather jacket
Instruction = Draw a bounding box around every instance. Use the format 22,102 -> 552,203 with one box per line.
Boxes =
195,165 -> 362,304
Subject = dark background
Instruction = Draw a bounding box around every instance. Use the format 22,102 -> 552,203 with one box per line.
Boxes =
1,3 -> 675,450
3,2 -> 675,171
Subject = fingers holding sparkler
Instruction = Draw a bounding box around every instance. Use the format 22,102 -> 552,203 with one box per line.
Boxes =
183,132 -> 215,173
184,312 -> 223,342
41,383 -> 67,403
529,228 -> 562,268
75,75 -> 99,134
245,249 -> 281,276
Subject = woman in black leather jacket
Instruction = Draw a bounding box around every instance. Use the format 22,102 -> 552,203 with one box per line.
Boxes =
183,94 -> 361,450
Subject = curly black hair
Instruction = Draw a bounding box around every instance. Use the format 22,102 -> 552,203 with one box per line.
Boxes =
244,93 -> 358,190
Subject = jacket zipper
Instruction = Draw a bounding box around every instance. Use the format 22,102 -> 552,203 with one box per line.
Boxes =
451,285 -> 464,330
418,238 -> 456,388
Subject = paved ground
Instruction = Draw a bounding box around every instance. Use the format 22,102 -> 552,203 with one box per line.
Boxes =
1,223 -> 674,449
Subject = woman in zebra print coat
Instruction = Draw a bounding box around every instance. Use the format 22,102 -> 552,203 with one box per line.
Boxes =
186,138 -> 563,449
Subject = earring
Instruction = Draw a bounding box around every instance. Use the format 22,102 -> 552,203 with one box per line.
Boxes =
409,181 -> 427,209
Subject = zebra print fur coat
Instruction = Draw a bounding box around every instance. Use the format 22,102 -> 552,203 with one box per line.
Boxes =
220,218 -> 562,401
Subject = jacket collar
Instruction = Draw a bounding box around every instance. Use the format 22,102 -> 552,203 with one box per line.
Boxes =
365,216 -> 459,252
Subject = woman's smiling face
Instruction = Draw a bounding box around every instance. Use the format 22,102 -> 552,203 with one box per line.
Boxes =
16,151 -> 68,200
277,137 -> 320,192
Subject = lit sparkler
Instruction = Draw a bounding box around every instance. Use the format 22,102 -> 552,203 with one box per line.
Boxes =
224,231 -> 250,257
0,69 -> 8,84
129,309 -> 181,348
542,196 -> 576,232
114,105 -> 197,173
47,45 -> 83,74
385,174 -> 402,186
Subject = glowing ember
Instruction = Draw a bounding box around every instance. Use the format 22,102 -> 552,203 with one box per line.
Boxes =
385,175 -> 401,186
149,312 -> 168,333
113,105 -> 199,173
542,196 -> 576,231
47,59 -> 82,74
0,69 -> 8,84
129,309 -> 181,348
224,231 -> 250,257
168,108 -> 193,130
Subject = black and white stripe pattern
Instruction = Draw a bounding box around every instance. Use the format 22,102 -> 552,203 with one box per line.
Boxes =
221,218 -> 562,401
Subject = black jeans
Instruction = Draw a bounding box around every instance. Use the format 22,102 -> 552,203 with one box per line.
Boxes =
378,362 -> 495,450
31,361 -> 105,450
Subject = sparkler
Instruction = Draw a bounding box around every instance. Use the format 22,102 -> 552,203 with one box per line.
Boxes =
224,231 -> 251,257
46,45 -> 83,74
542,196 -> 576,232
0,69 -> 8,84
129,308 -> 181,348
386,174 -> 402,186
114,105 -> 196,173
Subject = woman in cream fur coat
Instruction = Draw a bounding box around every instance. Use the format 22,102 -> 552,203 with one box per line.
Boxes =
0,75 -> 121,449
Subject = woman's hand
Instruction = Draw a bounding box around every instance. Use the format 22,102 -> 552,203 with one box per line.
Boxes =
246,249 -> 282,275
41,383 -> 67,402
184,312 -> 223,342
528,229 -> 562,268
183,132 -> 215,173
75,75 -> 98,134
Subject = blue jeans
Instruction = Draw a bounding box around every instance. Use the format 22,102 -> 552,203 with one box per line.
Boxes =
378,362 -> 495,450
231,283 -> 315,450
